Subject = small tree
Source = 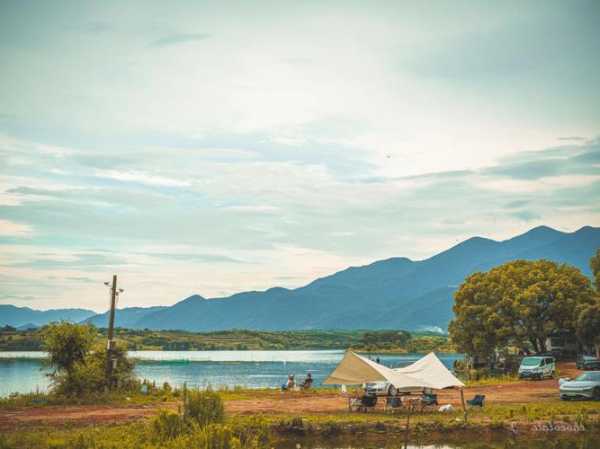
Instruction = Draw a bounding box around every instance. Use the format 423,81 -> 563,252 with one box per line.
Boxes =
43,322 -> 136,395
43,322 -> 96,386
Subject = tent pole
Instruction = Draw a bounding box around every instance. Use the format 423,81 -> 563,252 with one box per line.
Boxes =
460,387 -> 467,423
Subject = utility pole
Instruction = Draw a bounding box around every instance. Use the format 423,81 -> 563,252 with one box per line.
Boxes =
105,274 -> 119,390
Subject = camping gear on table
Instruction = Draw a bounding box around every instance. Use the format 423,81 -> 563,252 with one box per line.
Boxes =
349,394 -> 378,412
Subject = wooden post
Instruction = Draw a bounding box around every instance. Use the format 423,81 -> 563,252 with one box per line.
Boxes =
460,387 -> 467,423
403,399 -> 413,448
105,274 -> 117,390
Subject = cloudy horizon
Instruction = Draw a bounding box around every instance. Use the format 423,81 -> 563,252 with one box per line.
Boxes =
1,0 -> 599,312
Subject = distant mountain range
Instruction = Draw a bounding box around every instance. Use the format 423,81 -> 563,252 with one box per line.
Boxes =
0,305 -> 95,328
2,225 -> 600,331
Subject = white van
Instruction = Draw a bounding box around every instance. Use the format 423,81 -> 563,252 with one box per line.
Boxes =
518,356 -> 556,380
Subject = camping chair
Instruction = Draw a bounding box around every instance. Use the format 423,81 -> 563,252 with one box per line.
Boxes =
301,378 -> 313,390
419,392 -> 438,411
350,394 -> 378,412
384,395 -> 403,413
467,394 -> 485,407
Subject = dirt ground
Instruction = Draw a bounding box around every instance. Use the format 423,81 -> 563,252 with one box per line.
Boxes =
0,362 -> 584,431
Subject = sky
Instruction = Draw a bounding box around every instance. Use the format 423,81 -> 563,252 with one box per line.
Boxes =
1,0 -> 600,312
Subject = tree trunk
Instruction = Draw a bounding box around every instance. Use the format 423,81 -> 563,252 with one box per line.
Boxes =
529,338 -> 539,353
538,337 -> 547,353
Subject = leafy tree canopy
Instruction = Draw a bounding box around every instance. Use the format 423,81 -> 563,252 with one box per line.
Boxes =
449,259 -> 594,359
591,248 -> 600,292
42,322 -> 96,374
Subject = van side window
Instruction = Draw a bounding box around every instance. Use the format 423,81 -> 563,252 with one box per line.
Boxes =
540,359 -> 545,366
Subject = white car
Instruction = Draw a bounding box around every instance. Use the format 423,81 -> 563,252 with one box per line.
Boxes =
365,382 -> 398,396
559,371 -> 600,400
518,356 -> 556,380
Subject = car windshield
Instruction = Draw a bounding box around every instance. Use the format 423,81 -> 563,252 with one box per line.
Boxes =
574,372 -> 600,382
521,357 -> 542,366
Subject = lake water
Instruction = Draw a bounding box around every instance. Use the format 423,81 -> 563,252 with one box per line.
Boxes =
0,351 -> 462,397
275,434 -> 600,449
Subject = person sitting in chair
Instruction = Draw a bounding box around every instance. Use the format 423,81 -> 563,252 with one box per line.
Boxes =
281,374 -> 296,391
301,372 -> 313,389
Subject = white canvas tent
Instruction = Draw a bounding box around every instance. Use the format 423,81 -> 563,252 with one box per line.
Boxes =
323,351 -> 428,389
394,352 -> 464,389
323,351 -> 463,390
323,350 -> 468,419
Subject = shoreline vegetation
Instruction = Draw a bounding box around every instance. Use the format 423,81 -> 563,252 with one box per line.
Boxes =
0,327 -> 455,353
1,323 -> 599,449
1,387 -> 599,448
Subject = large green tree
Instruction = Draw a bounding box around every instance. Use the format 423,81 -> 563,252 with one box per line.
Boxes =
576,249 -> 600,351
449,259 -> 594,358
590,249 -> 600,292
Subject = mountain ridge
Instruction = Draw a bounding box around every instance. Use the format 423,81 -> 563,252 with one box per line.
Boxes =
2,225 -> 599,330
103,225 -> 600,331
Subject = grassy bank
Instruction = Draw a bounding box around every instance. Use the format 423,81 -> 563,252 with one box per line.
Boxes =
2,400 -> 600,449
0,327 -> 454,352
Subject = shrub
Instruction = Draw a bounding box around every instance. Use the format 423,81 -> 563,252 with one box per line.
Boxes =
152,411 -> 187,440
42,322 -> 137,397
52,342 -> 137,396
184,389 -> 225,427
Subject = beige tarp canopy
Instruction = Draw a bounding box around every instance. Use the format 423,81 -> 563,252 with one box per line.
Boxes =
394,352 -> 464,389
323,351 -> 464,390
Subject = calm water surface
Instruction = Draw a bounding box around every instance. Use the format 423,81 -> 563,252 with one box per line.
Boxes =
275,434 -> 600,449
0,351 -> 462,397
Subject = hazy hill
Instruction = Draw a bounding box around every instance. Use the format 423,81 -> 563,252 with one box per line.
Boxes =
0,305 -> 95,328
84,306 -> 167,329
5,225 -> 599,332
129,225 -> 600,331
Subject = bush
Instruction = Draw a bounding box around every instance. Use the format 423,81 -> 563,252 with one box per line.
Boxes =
184,389 -> 225,427
152,411 -> 187,440
42,322 -> 137,397
52,342 -> 137,396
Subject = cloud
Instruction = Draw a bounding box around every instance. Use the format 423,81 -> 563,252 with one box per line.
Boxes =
66,276 -> 96,283
504,200 -> 530,209
483,143 -> 600,180
140,252 -> 250,264
0,294 -> 37,302
95,170 -> 191,188
150,33 -> 211,47
0,219 -> 33,237
1,1 -> 600,310
511,210 -> 541,222
4,253 -> 127,271
558,136 -> 586,142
